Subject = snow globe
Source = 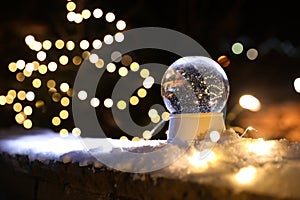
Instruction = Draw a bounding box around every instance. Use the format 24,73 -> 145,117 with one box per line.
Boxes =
161,56 -> 230,143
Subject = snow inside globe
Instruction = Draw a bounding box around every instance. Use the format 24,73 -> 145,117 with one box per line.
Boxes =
161,56 -> 230,114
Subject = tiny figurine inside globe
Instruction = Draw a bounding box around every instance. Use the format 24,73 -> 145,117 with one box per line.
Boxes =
161,56 -> 229,114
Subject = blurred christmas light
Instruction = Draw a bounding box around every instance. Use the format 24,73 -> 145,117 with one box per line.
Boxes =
93,8 -> 103,18
66,41 -> 75,51
129,96 -> 139,105
114,32 -> 124,42
235,166 -> 256,184
37,51 -> 47,61
48,62 -> 58,72
106,63 -> 116,73
23,119 -> 33,129
59,110 -> 69,119
42,40 -> 52,50
55,39 -> 64,49
104,34 -> 113,45
239,94 -> 261,112
59,55 -> 69,65
111,51 -> 122,62
92,39 -> 102,49
104,98 -> 113,108
24,106 -> 33,116
60,83 -> 69,92
294,78 -> 300,93
137,88 -> 147,98
61,97 -> 70,106
59,129 -> 69,137
217,55 -> 230,67
66,1 -> 76,11
78,90 -> 87,100
117,100 -> 126,110
105,12 -> 115,22
130,62 -> 139,71
232,42 -> 243,55
81,9 -> 91,19
140,69 -> 150,78
246,48 -> 258,60
80,40 -> 89,50
72,127 -> 81,137
116,20 -> 126,31
90,97 -> 100,107
118,67 -> 128,77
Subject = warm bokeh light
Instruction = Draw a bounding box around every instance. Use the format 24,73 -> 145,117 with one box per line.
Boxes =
95,59 -> 104,68
217,55 -> 230,67
90,97 -> 100,107
55,39 -> 64,49
104,34 -> 113,45
92,39 -> 102,49
246,48 -> 258,60
0,95 -> 6,105
8,62 -> 17,72
37,51 -> 46,61
25,35 -> 35,45
140,69 -> 150,78
17,72 -> 27,81
8,90 -> 17,99
17,90 -> 26,100
72,127 -> 81,137
117,100 -> 126,110
161,112 -> 170,121
24,106 -> 33,115
59,55 -> 69,65
132,137 -> 140,142
104,98 -> 113,108
209,131 -> 220,142
121,55 -> 132,66
26,91 -> 35,101
15,112 -> 26,124
129,96 -> 139,106
16,60 -> 25,70
47,80 -> 56,88
35,100 -> 45,108
77,90 -> 87,100
81,9 -> 91,19
59,110 -> 69,119
116,20 -> 126,30
105,12 -> 115,22
61,97 -> 70,106
247,138 -> 275,155
80,40 -> 89,50
32,78 -> 42,88
151,115 -> 160,123
52,93 -> 61,102
82,51 -> 90,60
120,136 -> 128,140
72,56 -> 82,65
148,109 -> 158,118
142,130 -> 152,140
48,62 -> 58,72
143,76 -> 155,89
59,129 -> 68,137
137,88 -> 147,98
42,40 -> 52,50
188,149 -> 216,168
93,8 -> 103,18
89,54 -> 99,64
235,166 -> 257,184
118,67 -> 128,77
66,1 -> 76,11
106,63 -> 116,73
5,95 -> 14,104
114,32 -> 124,42
294,77 -> 300,93
38,64 -> 47,74
23,119 -> 32,129
13,103 -> 22,112
232,42 -> 244,54
66,41 -> 75,51
60,82 -> 69,92
130,62 -> 139,72
52,117 -> 61,126
239,94 -> 261,112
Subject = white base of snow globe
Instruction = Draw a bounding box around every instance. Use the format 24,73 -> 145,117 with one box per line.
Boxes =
167,112 -> 225,143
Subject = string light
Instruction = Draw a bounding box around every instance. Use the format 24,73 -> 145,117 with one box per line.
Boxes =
81,9 -> 91,19
104,35 -> 113,45
93,8 -> 103,18
235,166 -> 256,184
78,90 -> 87,100
130,62 -> 139,71
114,32 -> 124,42
37,51 -> 46,61
103,98 -> 113,108
92,39 -> 102,49
59,110 -> 69,119
42,40 -> 52,50
116,20 -> 126,31
294,77 -> 300,93
239,94 -> 261,112
66,41 -> 75,51
246,48 -> 258,60
129,96 -> 139,105
60,83 -> 69,92
55,39 -> 64,49
117,100 -> 126,110
48,62 -> 58,72
90,97 -> 100,107
105,12 -> 115,22
23,119 -> 33,129
80,40 -> 89,50
232,42 -> 244,54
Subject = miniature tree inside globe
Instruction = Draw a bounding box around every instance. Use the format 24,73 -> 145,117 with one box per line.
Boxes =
161,56 -> 229,114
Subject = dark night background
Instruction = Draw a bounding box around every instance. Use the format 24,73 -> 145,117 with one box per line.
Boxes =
0,0 -> 299,139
